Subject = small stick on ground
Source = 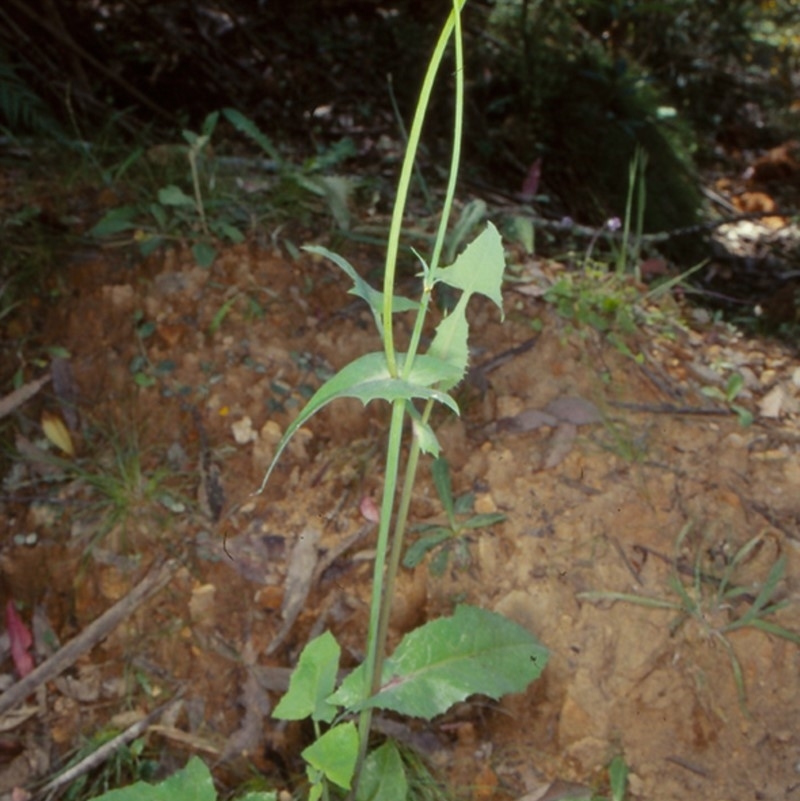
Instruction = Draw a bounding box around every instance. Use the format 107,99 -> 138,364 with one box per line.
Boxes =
0,559 -> 178,717
34,690 -> 186,800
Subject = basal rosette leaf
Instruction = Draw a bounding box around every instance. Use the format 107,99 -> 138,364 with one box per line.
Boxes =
302,722 -> 359,791
356,740 -> 408,801
330,604 -> 548,719
273,631 -> 340,723
88,756 -> 215,801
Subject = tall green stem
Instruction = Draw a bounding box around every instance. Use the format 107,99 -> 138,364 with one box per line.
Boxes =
376,4 -> 465,674
381,0 -> 467,376
402,1 -> 465,379
373,401 -> 429,687
354,399 -> 406,784
355,1 -> 467,795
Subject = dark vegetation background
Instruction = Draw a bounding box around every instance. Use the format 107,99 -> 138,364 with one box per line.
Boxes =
1,0 -> 798,287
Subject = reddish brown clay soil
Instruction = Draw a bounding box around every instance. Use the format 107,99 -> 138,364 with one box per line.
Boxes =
1,241 -> 799,801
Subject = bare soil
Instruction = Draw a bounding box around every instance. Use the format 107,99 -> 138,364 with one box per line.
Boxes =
1,238 -> 799,801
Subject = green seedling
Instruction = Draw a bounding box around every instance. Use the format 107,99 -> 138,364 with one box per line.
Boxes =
607,755 -> 629,801
544,267 -> 641,341
700,372 -> 753,426
58,731 -> 157,801
73,439 -> 180,552
15,416 -> 186,553
208,294 -> 239,335
581,148 -> 646,277
256,3 -> 548,799
403,456 -> 505,575
130,310 -> 157,388
578,524 -> 800,711
616,146 -> 647,278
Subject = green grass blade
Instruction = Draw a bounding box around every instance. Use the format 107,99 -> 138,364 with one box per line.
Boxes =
738,556 -> 785,623
719,635 -> 749,714
718,535 -> 763,599
743,618 -> 800,645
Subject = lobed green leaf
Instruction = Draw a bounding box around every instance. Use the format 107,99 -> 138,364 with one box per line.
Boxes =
303,245 -> 418,336
330,605 -> 548,718
257,352 -> 459,494
428,223 -> 505,389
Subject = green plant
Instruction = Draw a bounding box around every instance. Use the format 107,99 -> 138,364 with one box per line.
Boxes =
542,236 -> 708,365
586,754 -> 629,801
256,4 -> 548,799
578,524 -> 800,711
75,429 -> 181,550
86,755 -> 275,801
59,731 -> 158,801
606,755 -> 629,801
89,111 -> 245,268
17,416 -> 186,552
543,267 -> 642,350
616,146 -> 647,278
403,456 -> 505,575
580,147 -> 647,278
478,5 -> 703,241
88,108 -> 359,268
700,372 -> 753,427
0,54 -> 62,137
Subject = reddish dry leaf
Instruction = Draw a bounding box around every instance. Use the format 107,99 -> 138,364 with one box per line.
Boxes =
359,495 -> 380,523
4,603 -> 33,679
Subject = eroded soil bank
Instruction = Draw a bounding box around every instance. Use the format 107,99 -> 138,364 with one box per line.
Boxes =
1,242 -> 799,800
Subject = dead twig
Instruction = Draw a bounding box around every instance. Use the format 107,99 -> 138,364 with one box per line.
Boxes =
0,559 -> 178,717
467,335 -> 539,393
611,537 -> 644,586
35,690 -> 185,799
0,373 -> 51,420
609,401 -> 732,416
312,522 -> 374,585
665,754 -> 710,778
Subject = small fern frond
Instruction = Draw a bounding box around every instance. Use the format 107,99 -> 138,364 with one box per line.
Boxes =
0,57 -> 62,137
